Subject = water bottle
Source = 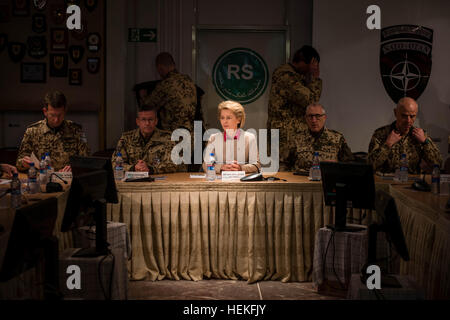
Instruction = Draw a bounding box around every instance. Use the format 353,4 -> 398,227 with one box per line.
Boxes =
45,152 -> 54,182
27,162 -> 39,194
309,152 -> 321,181
431,164 -> 440,195
10,173 -> 22,208
206,153 -> 216,181
114,152 -> 124,181
39,155 -> 47,186
399,153 -> 408,182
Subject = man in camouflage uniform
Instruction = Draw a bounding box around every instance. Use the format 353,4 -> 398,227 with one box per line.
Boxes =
16,91 -> 90,172
368,97 -> 442,173
144,52 -> 197,134
282,104 -> 354,171
267,45 -> 322,166
112,104 -> 182,174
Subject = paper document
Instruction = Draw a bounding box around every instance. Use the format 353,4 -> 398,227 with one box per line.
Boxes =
30,152 -> 40,169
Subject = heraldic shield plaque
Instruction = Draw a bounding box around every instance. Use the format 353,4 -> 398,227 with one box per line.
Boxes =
380,25 -> 433,104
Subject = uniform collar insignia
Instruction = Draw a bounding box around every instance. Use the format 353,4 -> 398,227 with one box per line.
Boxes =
45,119 -> 65,134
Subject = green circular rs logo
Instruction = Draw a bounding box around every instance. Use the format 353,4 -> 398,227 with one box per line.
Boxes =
212,48 -> 269,104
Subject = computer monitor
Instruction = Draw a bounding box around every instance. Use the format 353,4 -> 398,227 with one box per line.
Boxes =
361,189 -> 410,288
0,197 -> 58,282
61,156 -> 118,257
69,155 -> 118,204
320,162 -> 375,232
370,189 -> 410,263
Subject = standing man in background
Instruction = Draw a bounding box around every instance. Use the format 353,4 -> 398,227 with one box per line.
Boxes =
16,90 -> 90,172
267,45 -> 322,166
144,52 -> 197,134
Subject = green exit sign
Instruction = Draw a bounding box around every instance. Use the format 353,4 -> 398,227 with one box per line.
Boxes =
128,28 -> 157,42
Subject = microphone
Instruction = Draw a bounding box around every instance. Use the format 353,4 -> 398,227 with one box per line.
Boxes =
46,173 -> 68,193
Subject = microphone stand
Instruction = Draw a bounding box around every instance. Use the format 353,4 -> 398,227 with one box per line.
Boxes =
46,173 -> 68,193
49,172 -> 68,184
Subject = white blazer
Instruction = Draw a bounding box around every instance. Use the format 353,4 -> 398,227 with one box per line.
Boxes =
203,129 -> 261,174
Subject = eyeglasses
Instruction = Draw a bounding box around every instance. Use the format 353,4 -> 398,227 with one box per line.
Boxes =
138,118 -> 156,123
306,114 -> 325,120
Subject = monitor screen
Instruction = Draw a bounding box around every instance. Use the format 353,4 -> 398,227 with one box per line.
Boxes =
320,161 -> 375,231
0,197 -> 58,281
374,189 -> 409,262
69,156 -> 118,204
61,156 -> 118,232
320,161 -> 375,210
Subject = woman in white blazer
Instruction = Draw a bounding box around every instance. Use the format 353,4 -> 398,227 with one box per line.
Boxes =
203,101 -> 261,174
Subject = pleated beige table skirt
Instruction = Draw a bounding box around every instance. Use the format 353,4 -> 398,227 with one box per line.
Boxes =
107,173 -> 373,283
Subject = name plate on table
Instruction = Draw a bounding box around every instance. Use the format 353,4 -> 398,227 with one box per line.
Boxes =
53,172 -> 73,180
221,171 -> 245,182
125,171 -> 149,179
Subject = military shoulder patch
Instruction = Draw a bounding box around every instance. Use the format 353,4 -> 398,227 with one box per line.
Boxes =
27,119 -> 45,128
66,120 -> 82,130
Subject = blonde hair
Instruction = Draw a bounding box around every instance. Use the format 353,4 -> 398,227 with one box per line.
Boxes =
217,100 -> 246,128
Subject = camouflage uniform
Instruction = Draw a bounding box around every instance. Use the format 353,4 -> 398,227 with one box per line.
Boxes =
16,119 -> 89,172
282,126 -> 354,171
112,128 -> 183,174
266,63 -> 322,166
368,122 -> 442,173
144,70 -> 197,134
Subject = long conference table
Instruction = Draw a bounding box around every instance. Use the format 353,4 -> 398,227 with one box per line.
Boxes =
1,172 -> 449,299
107,172 -> 450,299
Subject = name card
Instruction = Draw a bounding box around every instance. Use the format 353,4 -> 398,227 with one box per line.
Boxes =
53,172 -> 73,180
190,174 -> 206,179
221,171 -> 245,182
125,171 -> 149,179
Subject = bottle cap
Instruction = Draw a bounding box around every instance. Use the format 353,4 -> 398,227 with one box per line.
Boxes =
45,152 -> 49,156
30,162 -> 34,166
401,153 -> 406,157
117,152 -> 122,157
210,153 -> 214,156
41,156 -> 45,160
13,173 -> 18,177
314,151 -> 319,156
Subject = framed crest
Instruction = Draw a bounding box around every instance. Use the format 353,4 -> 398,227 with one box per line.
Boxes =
50,53 -> 68,77
87,33 -> 101,52
51,28 -> 68,51
87,57 -> 100,74
13,0 -> 30,17
32,14 -> 47,33
69,69 -> 82,85
27,36 -> 47,59
33,0 -> 47,11
69,45 -> 85,64
8,42 -> 26,63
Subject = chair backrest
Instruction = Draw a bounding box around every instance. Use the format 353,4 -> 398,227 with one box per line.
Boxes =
352,152 -> 368,163
92,149 -> 115,159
